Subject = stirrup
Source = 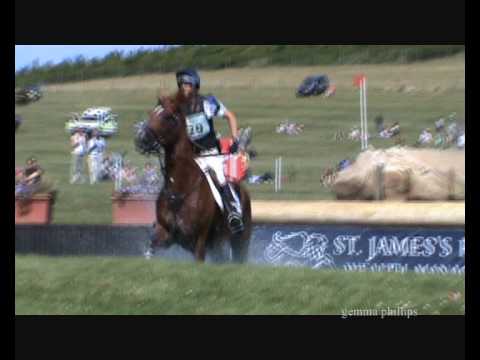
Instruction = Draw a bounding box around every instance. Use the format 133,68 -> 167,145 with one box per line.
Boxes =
227,213 -> 244,235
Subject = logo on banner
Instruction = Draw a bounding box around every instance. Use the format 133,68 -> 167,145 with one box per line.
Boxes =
264,231 -> 335,269
262,230 -> 465,274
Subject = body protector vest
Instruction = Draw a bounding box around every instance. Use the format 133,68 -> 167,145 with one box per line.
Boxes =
179,95 -> 222,154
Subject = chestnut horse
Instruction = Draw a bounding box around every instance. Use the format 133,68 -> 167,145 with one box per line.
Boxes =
140,96 -> 252,263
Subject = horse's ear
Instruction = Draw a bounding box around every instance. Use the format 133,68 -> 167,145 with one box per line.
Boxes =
162,96 -> 178,114
158,95 -> 172,108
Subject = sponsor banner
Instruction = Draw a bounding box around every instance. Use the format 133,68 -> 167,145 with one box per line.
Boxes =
15,224 -> 465,274
250,224 -> 465,274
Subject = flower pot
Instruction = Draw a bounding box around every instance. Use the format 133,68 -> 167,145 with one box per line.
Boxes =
112,193 -> 158,225
15,193 -> 54,224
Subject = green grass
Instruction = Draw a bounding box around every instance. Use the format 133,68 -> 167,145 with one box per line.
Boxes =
15,255 -> 465,315
15,58 -> 465,224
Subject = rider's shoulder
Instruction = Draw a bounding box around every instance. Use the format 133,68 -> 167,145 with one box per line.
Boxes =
202,94 -> 222,106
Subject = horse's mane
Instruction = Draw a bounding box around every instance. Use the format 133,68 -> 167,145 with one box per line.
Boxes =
158,90 -> 190,115
155,91 -> 196,159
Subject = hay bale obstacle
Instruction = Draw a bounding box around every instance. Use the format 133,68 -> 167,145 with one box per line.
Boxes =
333,147 -> 465,201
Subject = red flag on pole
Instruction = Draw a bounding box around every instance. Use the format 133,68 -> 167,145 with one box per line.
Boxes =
353,74 -> 366,88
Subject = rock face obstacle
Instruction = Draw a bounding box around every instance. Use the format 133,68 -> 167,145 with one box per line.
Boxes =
333,148 -> 465,201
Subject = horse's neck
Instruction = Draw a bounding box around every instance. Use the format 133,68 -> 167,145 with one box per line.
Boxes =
164,138 -> 200,191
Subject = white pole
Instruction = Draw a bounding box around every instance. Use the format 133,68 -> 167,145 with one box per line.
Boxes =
360,81 -> 365,150
363,78 -> 368,149
274,157 -> 283,193
279,157 -> 283,191
274,158 -> 278,193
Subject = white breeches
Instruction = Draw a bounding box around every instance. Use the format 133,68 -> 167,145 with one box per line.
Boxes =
195,150 -> 228,186
194,149 -> 242,214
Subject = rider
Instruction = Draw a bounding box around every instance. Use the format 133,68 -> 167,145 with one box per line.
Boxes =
170,68 -> 244,235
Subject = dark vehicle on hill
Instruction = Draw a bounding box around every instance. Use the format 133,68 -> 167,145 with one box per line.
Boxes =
296,75 -> 330,97
15,85 -> 43,105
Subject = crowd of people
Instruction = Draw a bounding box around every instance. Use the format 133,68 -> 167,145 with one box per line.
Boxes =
70,129 -> 107,184
336,113 -> 464,151
276,120 -> 305,136
416,115 -> 465,149
116,161 -> 162,195
68,128 -> 163,194
247,171 -> 274,185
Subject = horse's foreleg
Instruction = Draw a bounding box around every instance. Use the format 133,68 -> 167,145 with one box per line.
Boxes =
194,225 -> 211,263
194,245 -> 206,263
144,222 -> 158,260
145,221 -> 171,260
230,232 -> 251,264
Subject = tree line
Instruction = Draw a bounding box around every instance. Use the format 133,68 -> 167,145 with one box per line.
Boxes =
15,45 -> 465,87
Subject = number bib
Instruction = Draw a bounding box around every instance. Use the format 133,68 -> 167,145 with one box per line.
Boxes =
186,113 -> 211,141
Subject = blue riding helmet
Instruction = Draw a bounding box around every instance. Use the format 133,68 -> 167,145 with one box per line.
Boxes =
176,69 -> 201,89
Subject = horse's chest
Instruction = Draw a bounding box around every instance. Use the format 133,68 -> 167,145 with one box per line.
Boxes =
159,199 -> 196,237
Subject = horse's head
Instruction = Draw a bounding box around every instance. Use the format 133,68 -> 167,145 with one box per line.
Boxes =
147,96 -> 187,148
135,95 -> 190,156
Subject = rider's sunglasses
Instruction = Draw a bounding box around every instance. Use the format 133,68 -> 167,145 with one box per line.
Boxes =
178,75 -> 195,86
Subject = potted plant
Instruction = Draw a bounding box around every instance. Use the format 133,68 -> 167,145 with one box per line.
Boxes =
111,160 -> 162,225
15,174 -> 57,225
112,192 -> 158,225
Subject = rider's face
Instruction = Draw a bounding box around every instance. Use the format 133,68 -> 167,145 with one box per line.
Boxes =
181,83 -> 194,98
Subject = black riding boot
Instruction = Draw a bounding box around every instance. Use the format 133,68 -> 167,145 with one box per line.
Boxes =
220,184 -> 244,235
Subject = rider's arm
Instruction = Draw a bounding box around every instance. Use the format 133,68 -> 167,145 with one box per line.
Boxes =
207,96 -> 239,140
224,110 -> 239,140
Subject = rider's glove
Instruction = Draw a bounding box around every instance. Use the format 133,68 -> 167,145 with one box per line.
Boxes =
230,139 -> 239,154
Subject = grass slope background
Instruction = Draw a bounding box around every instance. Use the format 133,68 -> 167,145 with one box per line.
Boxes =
15,54 -> 465,224
15,255 -> 465,315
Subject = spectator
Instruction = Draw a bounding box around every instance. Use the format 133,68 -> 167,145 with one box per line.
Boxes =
457,133 -> 465,149
435,118 -> 445,132
337,159 -> 351,172
388,122 -> 401,137
70,129 -> 87,184
374,115 -> 385,133
418,128 -> 433,146
349,127 -> 361,141
87,130 -> 107,184
121,163 -> 139,186
378,122 -> 400,139
15,157 -> 44,197
324,84 -> 337,97
446,121 -> 459,143
97,154 -> 114,181
141,162 -> 160,186
23,157 -> 44,186
247,171 -> 274,185
276,120 -> 304,136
